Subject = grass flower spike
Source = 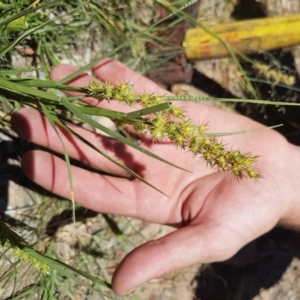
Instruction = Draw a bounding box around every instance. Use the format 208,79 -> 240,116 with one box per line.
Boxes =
14,247 -> 49,274
87,81 -> 261,179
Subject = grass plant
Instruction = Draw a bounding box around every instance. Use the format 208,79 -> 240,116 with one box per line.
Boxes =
0,1 -> 204,298
0,0 -> 300,299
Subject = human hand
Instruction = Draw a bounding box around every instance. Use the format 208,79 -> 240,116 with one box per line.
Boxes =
11,59 -> 300,296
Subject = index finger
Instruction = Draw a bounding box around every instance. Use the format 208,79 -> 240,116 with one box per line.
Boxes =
50,58 -> 172,112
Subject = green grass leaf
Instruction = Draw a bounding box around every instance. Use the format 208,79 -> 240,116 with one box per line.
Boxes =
20,246 -> 111,289
164,95 -> 300,106
60,96 -> 189,174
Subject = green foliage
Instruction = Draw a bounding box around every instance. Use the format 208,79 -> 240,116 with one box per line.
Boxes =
0,0 -> 174,298
0,0 -> 300,298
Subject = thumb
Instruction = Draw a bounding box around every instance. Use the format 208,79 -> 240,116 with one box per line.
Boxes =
111,224 -> 241,296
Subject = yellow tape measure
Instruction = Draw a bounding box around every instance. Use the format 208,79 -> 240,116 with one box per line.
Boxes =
184,14 -> 300,60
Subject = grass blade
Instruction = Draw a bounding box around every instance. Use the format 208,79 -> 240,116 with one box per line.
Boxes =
60,96 -> 189,173
164,95 -> 300,106
65,123 -> 169,196
39,103 -> 76,223
21,246 -> 111,289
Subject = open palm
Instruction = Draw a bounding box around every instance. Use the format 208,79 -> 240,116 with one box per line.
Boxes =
11,59 -> 300,295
